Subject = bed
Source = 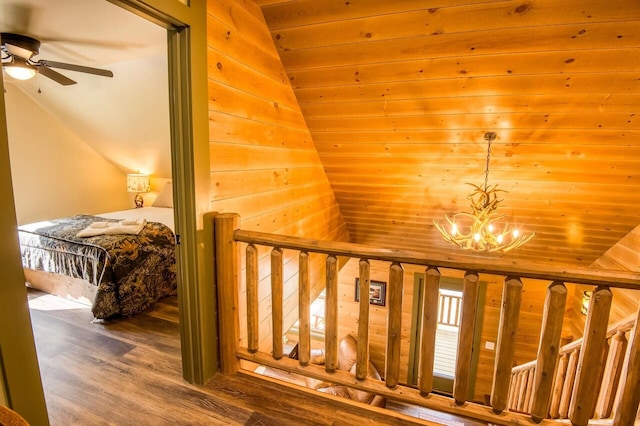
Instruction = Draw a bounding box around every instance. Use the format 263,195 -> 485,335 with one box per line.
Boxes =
18,206 -> 177,320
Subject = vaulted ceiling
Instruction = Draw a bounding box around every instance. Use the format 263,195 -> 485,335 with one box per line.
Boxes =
3,0 -> 638,271
256,0 -> 640,269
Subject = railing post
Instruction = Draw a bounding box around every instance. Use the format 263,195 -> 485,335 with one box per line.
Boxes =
298,251 -> 311,365
385,262 -> 404,388
214,213 -> 241,374
453,271 -> 479,405
569,286 -> 612,426
531,280 -> 567,423
246,243 -> 259,353
613,305 -> 640,425
325,255 -> 339,372
356,259 -> 370,380
270,248 -> 284,359
418,266 -> 440,395
491,276 -> 523,414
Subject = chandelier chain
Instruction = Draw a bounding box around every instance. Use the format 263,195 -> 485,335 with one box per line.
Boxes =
483,131 -> 495,192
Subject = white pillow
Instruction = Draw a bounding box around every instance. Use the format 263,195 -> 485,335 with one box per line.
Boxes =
152,182 -> 173,208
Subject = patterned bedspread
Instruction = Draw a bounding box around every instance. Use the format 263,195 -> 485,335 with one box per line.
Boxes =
19,214 -> 177,319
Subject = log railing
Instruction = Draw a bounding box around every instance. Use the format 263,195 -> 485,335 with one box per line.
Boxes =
211,212 -> 640,426
438,291 -> 462,327
509,315 -> 635,421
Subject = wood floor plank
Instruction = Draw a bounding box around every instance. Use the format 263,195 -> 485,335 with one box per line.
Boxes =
27,288 -> 486,425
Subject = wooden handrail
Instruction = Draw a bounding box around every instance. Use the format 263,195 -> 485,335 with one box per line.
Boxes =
234,229 -> 640,289
212,214 -> 640,426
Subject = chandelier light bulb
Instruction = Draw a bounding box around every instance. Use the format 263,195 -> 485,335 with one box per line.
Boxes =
513,229 -> 519,238
451,224 -> 458,235
497,234 -> 504,243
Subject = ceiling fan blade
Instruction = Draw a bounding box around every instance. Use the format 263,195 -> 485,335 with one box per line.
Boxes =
37,65 -> 77,86
38,59 -> 113,77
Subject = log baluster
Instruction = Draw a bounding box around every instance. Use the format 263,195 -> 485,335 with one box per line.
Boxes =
531,281 -> 567,423
510,372 -> 522,411
246,243 -> 259,353
613,306 -> 640,425
491,276 -> 523,414
527,368 -> 536,413
594,330 -> 627,418
559,348 -> 579,418
453,271 -> 479,405
517,371 -> 529,412
356,259 -> 370,380
214,213 -> 241,374
418,266 -> 441,395
325,255 -> 338,372
298,251 -> 311,366
270,248 -> 284,359
385,262 -> 404,388
549,352 -> 569,418
569,286 -> 612,426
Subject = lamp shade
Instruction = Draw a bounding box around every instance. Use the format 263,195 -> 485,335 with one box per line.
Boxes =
3,63 -> 37,80
126,173 -> 150,193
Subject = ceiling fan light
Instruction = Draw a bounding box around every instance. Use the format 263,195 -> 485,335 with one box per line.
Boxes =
3,63 -> 37,80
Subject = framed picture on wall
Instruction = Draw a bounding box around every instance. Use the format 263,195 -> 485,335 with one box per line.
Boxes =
354,278 -> 387,307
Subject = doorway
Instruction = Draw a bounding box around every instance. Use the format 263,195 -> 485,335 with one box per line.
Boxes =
2,0 -> 208,383
407,273 -> 486,397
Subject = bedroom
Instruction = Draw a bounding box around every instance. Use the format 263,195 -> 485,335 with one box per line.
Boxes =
2,0 -> 178,319
3,0 -> 640,424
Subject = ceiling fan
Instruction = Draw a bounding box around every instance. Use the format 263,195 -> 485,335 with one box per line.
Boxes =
0,32 -> 113,85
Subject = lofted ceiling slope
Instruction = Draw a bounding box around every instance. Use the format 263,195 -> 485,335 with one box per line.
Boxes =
256,0 -> 640,269
0,0 -> 170,177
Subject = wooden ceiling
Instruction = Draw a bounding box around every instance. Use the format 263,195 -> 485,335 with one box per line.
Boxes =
255,0 -> 640,269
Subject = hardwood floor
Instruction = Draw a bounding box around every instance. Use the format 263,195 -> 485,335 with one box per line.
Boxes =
27,289 -> 488,425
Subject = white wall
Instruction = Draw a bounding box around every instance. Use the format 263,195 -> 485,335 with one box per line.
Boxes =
4,83 -> 130,224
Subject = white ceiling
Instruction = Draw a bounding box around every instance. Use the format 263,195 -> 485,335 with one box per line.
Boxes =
1,0 -> 172,177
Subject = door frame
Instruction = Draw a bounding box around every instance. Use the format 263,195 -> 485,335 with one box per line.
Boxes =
106,0 -> 214,384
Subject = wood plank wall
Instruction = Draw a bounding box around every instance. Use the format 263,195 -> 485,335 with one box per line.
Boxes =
570,225 -> 640,338
335,258 -> 565,402
206,0 -> 349,351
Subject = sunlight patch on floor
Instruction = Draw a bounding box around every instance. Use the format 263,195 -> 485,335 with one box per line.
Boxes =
27,290 -> 91,312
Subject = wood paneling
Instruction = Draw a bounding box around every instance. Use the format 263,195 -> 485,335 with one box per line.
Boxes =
207,0 -> 349,353
255,0 -> 640,268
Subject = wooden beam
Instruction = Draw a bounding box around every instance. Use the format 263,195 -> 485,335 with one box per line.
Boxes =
385,262 -> 403,388
270,248 -> 284,359
453,271 -> 479,405
418,266 -> 440,395
215,213 -> 241,374
569,286 -> 612,426
531,281 -> 567,422
356,259 -> 370,380
491,276 -> 523,414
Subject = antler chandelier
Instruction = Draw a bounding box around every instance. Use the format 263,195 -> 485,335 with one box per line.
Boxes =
433,132 -> 535,252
